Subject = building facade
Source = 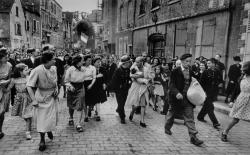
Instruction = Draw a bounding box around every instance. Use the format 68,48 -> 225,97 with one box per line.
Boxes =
62,11 -> 74,49
40,0 -> 63,48
21,0 -> 41,49
103,0 -> 248,71
102,0 -> 117,54
87,9 -> 104,53
0,0 -> 26,49
115,0 -> 136,57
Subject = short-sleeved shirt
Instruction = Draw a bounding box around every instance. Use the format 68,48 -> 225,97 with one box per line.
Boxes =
65,66 -> 85,83
83,65 -> 96,81
27,65 -> 57,89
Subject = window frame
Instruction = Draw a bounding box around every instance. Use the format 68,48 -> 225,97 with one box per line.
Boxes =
139,0 -> 146,16
15,23 -> 22,36
168,0 -> 181,5
151,0 -> 161,11
16,7 -> 19,17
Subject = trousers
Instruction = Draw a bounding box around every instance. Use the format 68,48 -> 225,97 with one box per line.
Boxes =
165,98 -> 198,137
197,96 -> 219,125
115,91 -> 128,119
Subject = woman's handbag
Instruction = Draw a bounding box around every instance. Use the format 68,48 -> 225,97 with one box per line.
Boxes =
187,77 -> 206,106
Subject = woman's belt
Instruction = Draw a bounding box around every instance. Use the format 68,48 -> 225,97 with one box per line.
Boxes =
71,82 -> 84,89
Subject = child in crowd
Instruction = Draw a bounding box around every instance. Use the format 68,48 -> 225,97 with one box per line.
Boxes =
153,66 -> 165,112
9,63 -> 33,140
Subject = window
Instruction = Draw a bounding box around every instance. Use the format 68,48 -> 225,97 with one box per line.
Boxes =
33,20 -> 37,32
175,23 -> 187,57
15,23 -> 21,36
152,0 -> 161,9
37,21 -> 40,32
168,0 -> 181,5
16,7 -> 19,17
200,18 -> 216,58
51,2 -> 53,13
139,0 -> 146,15
25,20 -> 30,31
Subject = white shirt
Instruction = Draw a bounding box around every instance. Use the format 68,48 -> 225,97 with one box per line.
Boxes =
83,65 -> 96,81
30,56 -> 35,64
65,66 -> 86,83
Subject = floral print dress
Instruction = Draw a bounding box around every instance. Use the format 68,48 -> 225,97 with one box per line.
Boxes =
11,78 -> 33,119
230,76 -> 250,121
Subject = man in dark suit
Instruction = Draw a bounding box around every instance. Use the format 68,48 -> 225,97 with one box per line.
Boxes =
197,58 -> 222,129
21,48 -> 40,69
109,55 -> 132,124
164,53 -> 204,146
225,56 -> 242,103
107,56 -> 117,96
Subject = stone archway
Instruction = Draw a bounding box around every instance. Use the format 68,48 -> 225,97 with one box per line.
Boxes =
148,33 -> 165,57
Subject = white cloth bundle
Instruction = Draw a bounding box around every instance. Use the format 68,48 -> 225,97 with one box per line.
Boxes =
187,77 -> 206,106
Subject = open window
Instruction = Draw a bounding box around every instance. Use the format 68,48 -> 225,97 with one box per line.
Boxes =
152,0 -> 161,9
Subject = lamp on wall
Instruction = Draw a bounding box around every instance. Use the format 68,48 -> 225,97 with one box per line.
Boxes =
152,12 -> 158,32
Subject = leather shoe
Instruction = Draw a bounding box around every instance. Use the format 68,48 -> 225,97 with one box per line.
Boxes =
121,118 -> 126,124
190,136 -> 204,146
39,141 -> 46,151
0,132 -> 4,139
165,129 -> 172,135
213,123 -> 220,129
140,121 -> 147,128
47,132 -> 53,140
197,118 -> 207,123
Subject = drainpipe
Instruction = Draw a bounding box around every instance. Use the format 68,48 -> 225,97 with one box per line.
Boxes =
224,0 -> 233,79
131,0 -> 137,56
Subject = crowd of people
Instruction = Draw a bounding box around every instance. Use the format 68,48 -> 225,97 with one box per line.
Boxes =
0,43 -> 249,151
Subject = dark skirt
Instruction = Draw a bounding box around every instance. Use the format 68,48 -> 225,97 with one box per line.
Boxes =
84,80 -> 97,106
91,78 -> 107,104
67,82 -> 85,111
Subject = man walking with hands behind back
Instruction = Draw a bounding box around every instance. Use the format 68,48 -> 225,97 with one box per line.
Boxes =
164,53 -> 204,146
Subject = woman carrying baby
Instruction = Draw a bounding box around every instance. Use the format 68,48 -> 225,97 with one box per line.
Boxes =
126,56 -> 154,128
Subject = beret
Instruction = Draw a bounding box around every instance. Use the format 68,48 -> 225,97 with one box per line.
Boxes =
233,56 -> 241,62
120,55 -> 131,64
27,48 -> 35,54
180,53 -> 192,60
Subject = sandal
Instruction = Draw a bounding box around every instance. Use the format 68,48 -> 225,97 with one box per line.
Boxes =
76,125 -> 84,133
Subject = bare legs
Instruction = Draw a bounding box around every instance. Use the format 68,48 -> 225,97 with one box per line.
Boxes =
224,118 -> 240,135
0,112 -> 5,139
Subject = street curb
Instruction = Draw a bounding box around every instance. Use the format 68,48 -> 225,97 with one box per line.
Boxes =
214,101 -> 231,115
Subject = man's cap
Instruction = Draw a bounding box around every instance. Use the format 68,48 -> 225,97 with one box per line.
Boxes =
27,48 -> 35,54
180,53 -> 192,61
120,55 -> 131,64
233,56 -> 241,62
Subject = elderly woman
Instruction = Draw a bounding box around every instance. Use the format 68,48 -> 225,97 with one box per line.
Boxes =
27,52 -> 59,151
127,57 -> 153,128
65,56 -> 86,132
0,48 -> 12,139
221,61 -> 250,142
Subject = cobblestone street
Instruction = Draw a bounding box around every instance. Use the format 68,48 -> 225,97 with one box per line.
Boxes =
0,94 -> 250,155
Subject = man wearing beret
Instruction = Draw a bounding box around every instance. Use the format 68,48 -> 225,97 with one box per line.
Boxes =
109,55 -> 132,124
165,53 -> 204,146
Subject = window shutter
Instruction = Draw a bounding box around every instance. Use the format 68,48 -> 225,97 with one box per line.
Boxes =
247,11 -> 250,33
209,0 -> 218,8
